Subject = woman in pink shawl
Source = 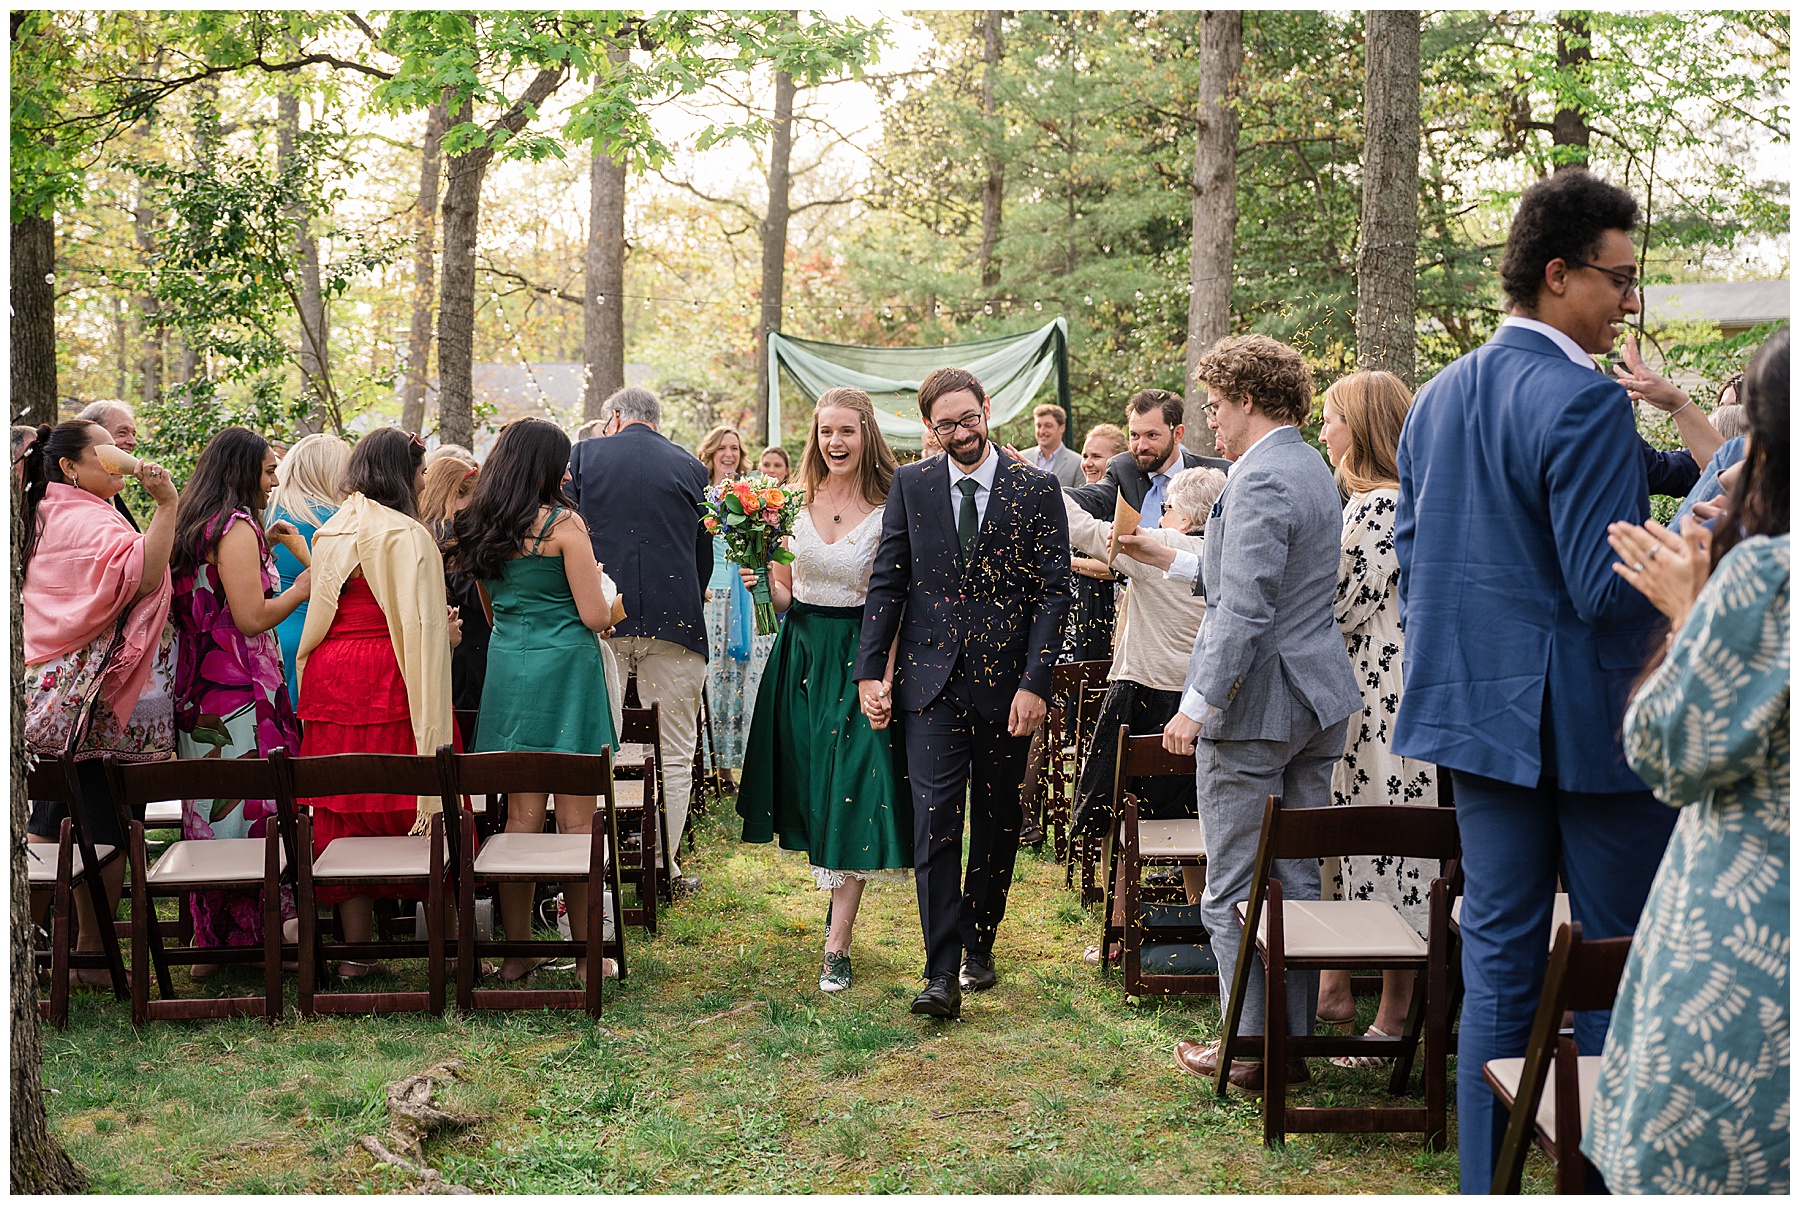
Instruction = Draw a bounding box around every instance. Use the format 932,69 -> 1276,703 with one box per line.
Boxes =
22,419 -> 180,986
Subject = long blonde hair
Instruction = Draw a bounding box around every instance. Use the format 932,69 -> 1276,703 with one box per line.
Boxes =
799,387 -> 897,508
697,425 -> 746,483
1323,370 -> 1411,495
266,432 -> 350,527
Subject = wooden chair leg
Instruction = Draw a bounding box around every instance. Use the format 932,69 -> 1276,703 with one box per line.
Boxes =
457,813 -> 477,1013
1389,968 -> 1427,1096
296,815 -> 317,1018
263,832 -> 282,1024
606,793 -> 628,984
427,818 -> 445,1017
50,823 -> 75,1029
586,825 -> 605,1019
128,822 -> 152,1028
1263,891 -> 1288,1147
1216,901 -> 1259,1100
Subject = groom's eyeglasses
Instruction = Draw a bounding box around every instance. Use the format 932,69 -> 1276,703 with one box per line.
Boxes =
929,411 -> 985,439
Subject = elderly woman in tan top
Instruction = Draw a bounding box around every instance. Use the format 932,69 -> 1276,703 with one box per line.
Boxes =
1064,465 -> 1226,961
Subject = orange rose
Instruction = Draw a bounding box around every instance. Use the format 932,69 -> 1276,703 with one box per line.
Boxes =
762,487 -> 785,508
704,514 -> 720,533
732,482 -> 758,508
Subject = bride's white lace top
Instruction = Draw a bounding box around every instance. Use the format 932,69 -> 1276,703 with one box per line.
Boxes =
790,505 -> 885,608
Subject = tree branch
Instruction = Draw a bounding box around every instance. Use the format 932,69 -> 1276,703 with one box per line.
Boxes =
478,263 -> 584,306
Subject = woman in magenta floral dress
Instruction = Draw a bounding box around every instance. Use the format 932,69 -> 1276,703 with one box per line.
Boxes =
169,428 -> 312,966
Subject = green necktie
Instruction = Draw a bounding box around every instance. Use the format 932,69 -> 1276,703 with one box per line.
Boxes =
957,477 -> 979,562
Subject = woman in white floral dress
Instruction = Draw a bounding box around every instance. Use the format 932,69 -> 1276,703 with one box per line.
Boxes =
1313,371 -> 1438,1052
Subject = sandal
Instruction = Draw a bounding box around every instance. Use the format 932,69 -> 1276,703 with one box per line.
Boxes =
1082,943 -> 1122,967
334,959 -> 393,980
1329,1024 -> 1399,1068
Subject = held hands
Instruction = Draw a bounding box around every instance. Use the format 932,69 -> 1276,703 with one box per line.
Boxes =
1116,531 -> 1177,570
1007,688 -> 1047,738
1608,517 -> 1711,626
1162,710 -> 1201,756
447,604 -> 463,650
858,679 -> 892,730
1612,334 -> 1690,414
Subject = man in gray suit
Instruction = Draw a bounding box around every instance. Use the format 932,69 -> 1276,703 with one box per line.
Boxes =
1119,335 -> 1359,1093
1023,403 -> 1086,487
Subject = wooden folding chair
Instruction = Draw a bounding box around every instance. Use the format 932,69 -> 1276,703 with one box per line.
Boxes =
615,703 -> 671,931
447,747 -> 627,1018
452,709 -> 501,838
26,754 -> 130,1027
1486,922 -> 1631,1194
1039,659 -> 1110,864
104,753 -> 297,1025
1218,795 -> 1461,1148
279,748 -> 460,1017
1095,729 -> 1216,998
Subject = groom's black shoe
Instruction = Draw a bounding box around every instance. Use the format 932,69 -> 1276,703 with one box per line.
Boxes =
910,973 -> 962,1020
959,951 -> 997,993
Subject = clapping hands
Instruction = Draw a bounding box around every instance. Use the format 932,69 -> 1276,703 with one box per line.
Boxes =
1608,516 -> 1712,628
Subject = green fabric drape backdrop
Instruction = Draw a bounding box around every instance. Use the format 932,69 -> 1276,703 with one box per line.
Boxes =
767,318 -> 1069,450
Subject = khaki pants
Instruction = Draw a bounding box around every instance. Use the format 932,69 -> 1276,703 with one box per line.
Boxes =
605,635 -> 706,875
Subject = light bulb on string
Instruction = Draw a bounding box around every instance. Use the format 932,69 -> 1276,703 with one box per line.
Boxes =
983,303 -> 992,315
1083,295 -> 1093,306
1033,300 -> 1042,312
598,294 -> 606,305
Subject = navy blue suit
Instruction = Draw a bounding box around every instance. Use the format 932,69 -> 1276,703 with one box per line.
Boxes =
1394,323 -> 1677,1191
856,447 -> 1071,979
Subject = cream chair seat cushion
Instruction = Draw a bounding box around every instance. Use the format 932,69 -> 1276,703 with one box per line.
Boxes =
311,834 -> 445,880
473,832 -> 606,879
1138,818 -> 1205,859
1484,1055 -> 1601,1137
27,842 -> 115,883
147,837 -> 284,886
1238,899 -> 1428,958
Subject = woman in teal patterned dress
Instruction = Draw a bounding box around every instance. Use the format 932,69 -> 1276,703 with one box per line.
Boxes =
266,432 -> 348,707
1586,327 -> 1789,1193
448,417 -> 617,986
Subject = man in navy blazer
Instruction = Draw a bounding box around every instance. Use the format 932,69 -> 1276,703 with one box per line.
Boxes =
1393,170 -> 1678,1191
567,385 -> 713,889
856,367 -> 1071,1020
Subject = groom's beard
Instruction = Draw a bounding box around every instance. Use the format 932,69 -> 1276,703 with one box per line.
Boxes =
947,431 -> 988,467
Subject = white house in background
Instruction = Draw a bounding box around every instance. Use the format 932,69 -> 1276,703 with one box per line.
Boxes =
422,362 -> 654,454
1640,279 -> 1788,338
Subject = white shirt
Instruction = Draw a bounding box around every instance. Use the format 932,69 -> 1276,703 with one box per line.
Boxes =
947,442 -> 1000,530
1031,442 -> 1066,471
1500,315 -> 1596,368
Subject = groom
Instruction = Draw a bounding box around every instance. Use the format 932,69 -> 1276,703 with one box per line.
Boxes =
856,368 -> 1072,1020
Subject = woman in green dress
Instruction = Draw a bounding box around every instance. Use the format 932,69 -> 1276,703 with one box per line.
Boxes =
448,417 -> 617,986
738,388 -> 911,993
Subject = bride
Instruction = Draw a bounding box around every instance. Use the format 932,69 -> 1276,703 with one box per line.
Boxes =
736,388 -> 911,993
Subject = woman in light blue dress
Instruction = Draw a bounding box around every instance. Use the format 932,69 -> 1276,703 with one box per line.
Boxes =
1585,327 -> 1789,1194
264,433 -> 349,706
696,425 -> 774,777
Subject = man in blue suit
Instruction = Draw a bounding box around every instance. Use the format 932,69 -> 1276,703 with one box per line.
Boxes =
1393,169 -> 1679,1192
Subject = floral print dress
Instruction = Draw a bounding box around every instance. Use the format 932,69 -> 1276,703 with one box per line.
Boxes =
1584,535 -> 1789,1194
1327,488 -> 1438,936
171,510 -> 303,948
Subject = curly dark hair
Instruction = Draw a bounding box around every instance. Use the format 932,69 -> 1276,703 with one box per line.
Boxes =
1500,170 -> 1639,309
447,417 -> 575,581
1192,334 -> 1316,426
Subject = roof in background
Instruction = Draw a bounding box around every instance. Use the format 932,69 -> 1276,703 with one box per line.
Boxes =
1641,279 -> 1789,329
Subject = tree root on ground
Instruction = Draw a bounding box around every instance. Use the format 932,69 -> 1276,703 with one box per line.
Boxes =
357,1059 -> 480,1194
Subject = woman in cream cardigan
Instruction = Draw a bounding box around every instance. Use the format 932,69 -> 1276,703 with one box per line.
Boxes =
1066,466 -> 1226,961
295,428 -> 460,978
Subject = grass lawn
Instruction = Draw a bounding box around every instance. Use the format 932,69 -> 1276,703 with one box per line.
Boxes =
39,804 -> 1506,1194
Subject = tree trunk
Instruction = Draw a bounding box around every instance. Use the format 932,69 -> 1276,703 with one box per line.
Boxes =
133,183 -> 162,409
436,68 -> 567,450
11,470 -> 86,1194
11,213 -> 58,427
1552,12 -> 1592,168
400,101 -> 446,435
1355,9 -> 1420,384
754,67 -> 796,447
977,10 -> 1004,291
1185,10 -> 1242,454
278,90 -> 329,433
582,49 -> 631,421
113,295 -> 129,398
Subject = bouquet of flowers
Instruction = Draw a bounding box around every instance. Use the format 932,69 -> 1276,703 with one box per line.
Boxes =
704,473 -> 805,635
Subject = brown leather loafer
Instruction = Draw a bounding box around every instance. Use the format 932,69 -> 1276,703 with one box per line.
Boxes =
1173,1040 -> 1310,1094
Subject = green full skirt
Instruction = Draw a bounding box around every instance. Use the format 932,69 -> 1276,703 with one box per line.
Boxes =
737,601 -> 912,874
